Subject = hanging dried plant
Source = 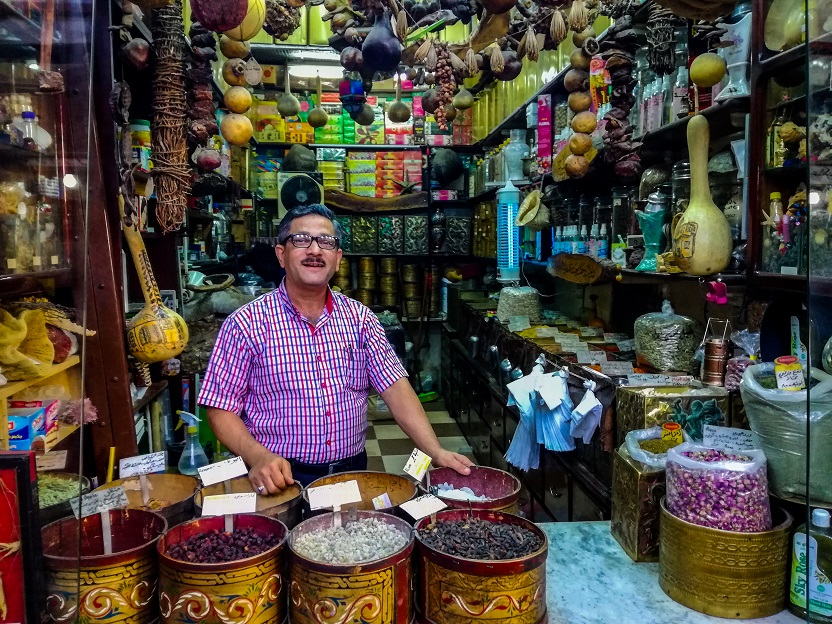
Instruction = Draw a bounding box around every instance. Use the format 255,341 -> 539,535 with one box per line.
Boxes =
449,51 -> 467,75
550,9 -> 568,43
415,38 -> 432,64
520,26 -> 539,61
426,44 -> 438,71
395,10 -> 408,40
568,0 -> 589,31
465,47 -> 478,75
490,46 -> 505,73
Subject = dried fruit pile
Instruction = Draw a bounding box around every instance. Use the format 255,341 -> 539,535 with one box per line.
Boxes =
419,517 -> 543,560
186,23 -> 219,152
166,528 -> 280,563
292,517 -> 408,564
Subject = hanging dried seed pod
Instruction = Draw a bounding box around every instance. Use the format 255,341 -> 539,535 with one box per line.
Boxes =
449,51 -> 467,75
568,0 -> 588,31
426,44 -> 438,71
518,28 -> 529,59
550,10 -> 568,43
525,26 -> 540,61
490,47 -> 505,73
396,10 -> 408,41
465,48 -> 478,75
414,38 -> 432,63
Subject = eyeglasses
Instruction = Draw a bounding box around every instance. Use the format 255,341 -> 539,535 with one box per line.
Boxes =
281,233 -> 340,250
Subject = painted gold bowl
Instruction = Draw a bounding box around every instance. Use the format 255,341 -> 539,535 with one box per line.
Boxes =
421,466 -> 521,514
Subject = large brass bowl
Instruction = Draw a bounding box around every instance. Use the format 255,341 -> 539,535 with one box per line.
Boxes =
659,499 -> 792,619
303,471 -> 417,517
195,475 -> 303,528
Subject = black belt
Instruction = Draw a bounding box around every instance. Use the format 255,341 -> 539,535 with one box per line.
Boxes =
288,450 -> 367,479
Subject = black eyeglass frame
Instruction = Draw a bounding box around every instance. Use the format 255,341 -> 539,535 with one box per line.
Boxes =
280,233 -> 341,250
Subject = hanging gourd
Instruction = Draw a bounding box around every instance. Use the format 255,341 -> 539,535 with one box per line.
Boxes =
308,74 -> 329,129
223,0 -> 266,41
672,115 -> 733,275
277,66 -> 301,117
191,0 -> 247,32
387,76 -> 411,124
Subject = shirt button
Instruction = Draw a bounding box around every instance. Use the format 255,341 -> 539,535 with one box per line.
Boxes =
321,381 -> 326,388
326,411 -> 332,417
326,440 -> 332,446
317,355 -> 322,362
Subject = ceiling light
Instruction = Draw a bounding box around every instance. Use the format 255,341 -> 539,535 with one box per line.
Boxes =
63,174 -> 78,188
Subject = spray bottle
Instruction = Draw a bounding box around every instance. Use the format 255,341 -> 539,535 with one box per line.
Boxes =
176,410 -> 209,476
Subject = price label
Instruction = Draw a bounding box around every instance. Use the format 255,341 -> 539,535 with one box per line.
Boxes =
703,425 -> 756,452
660,422 -> 684,447
403,448 -> 432,481
536,327 -> 559,338
577,351 -> 607,364
601,361 -> 635,376
372,492 -> 393,510
119,451 -> 166,478
558,335 -> 582,347
201,493 -> 257,516
580,327 -> 603,337
197,456 -> 248,487
399,494 -> 447,521
616,339 -> 636,352
604,333 -> 629,342
70,486 -> 129,519
307,480 -> 363,511
508,316 -> 531,332
36,451 -> 68,471
774,355 -> 805,391
626,374 -> 694,387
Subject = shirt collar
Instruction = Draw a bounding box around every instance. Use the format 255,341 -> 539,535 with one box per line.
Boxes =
277,279 -> 335,318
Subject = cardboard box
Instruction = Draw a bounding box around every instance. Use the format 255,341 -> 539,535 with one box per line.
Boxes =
253,101 -> 286,142
8,406 -> 46,451
432,190 -> 458,201
425,135 -> 453,146
376,159 -> 404,171
8,399 -> 59,443
615,385 -> 729,447
610,445 -> 665,563
346,160 -> 377,173
348,173 -> 376,187
350,186 -> 376,197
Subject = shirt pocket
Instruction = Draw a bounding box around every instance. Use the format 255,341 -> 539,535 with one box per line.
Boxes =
344,346 -> 370,391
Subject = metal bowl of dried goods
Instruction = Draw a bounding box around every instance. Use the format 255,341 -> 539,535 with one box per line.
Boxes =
421,466 -> 521,514
195,475 -> 303,528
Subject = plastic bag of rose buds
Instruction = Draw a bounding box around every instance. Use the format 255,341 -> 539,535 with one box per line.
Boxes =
666,443 -> 772,533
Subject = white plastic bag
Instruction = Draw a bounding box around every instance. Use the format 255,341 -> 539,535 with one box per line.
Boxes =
666,442 -> 772,532
624,426 -> 692,470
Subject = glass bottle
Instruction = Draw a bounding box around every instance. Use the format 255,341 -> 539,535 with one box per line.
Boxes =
504,129 -> 530,181
789,509 -> 832,623
764,191 -> 784,268
767,107 -> 788,169
672,67 -> 689,121
178,425 -> 209,475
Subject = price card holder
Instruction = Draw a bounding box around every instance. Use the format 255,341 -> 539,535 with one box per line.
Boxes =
703,425 -> 756,451
661,422 -> 684,447
403,449 -> 432,482
70,487 -> 129,555
508,316 -> 531,332
197,456 -> 248,487
372,492 -> 393,510
101,509 -> 113,555
306,480 -> 363,511
36,450 -> 67,471
399,494 -> 447,521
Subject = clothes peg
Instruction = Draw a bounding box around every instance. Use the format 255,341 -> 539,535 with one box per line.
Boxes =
706,280 -> 728,305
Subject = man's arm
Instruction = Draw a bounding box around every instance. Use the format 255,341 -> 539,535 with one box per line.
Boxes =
381,378 -> 473,475
207,407 -> 295,493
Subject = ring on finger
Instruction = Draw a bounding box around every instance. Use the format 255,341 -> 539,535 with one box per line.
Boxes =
257,485 -> 265,493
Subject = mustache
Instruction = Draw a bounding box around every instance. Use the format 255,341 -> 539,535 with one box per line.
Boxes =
301,259 -> 326,267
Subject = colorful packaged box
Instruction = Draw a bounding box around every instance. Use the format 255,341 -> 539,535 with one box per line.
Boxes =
376,189 -> 398,198
348,173 -> 376,187
432,190 -> 458,201
347,160 -> 377,173
537,94 -> 553,174
378,216 -> 404,254
615,385 -> 729,447
8,399 -> 59,443
350,186 -> 376,197
253,100 -> 286,142
376,159 -> 405,171
8,406 -> 46,451
286,121 -> 314,144
425,135 -> 453,146
412,96 -> 424,117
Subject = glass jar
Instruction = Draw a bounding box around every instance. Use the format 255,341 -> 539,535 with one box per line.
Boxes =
503,129 -> 530,181
611,186 -> 636,241
671,160 -> 691,214
710,173 -> 743,241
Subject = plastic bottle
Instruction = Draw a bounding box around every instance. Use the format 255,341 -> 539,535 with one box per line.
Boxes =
671,66 -> 689,122
769,192 -> 784,251
589,223 -> 599,259
577,225 -> 589,255
15,111 -> 38,150
597,224 -> 609,260
552,226 -> 563,255
789,509 -> 832,622
177,410 -> 209,476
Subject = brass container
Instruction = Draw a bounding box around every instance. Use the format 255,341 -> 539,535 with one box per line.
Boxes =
405,298 -> 423,318
380,292 -> 398,307
659,499 -> 792,619
195,476 -> 303,529
95,474 -> 198,528
332,275 -> 352,291
158,514 -> 288,624
610,445 -> 665,563
402,264 -> 422,283
289,511 -> 415,624
359,256 -> 376,273
356,289 -> 374,306
403,282 -> 422,299
38,471 -> 90,527
420,466 -> 520,515
416,510 -> 548,624
303,471 -> 417,517
358,272 -> 378,290
379,274 -> 398,293
380,257 -> 398,274
43,509 -> 168,623
336,257 -> 351,276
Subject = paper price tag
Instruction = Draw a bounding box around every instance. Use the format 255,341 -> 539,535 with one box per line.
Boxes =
119,451 -> 166,478
616,339 -> 636,352
661,423 -> 684,447
198,456 -> 248,487
626,374 -> 694,387
536,327 -> 560,338
580,327 -> 603,337
600,361 -> 635,376
307,480 -> 362,511
604,333 -> 629,342
71,486 -> 129,519
577,351 -> 607,364
703,425 -> 756,452
201,493 -> 257,516
508,316 -> 531,332
372,492 -> 393,510
36,450 -> 68,471
399,494 -> 447,521
403,449 -> 432,482
774,356 -> 805,391
558,336 -> 582,347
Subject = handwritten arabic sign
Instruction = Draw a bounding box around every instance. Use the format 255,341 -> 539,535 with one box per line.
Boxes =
551,254 -> 602,284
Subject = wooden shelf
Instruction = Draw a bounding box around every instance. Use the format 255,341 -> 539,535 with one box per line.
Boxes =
132,380 -> 168,413
256,142 -> 424,151
0,355 -> 81,400
0,268 -> 73,297
0,0 -> 58,48
640,96 -> 750,148
758,33 -> 832,76
617,267 -> 746,285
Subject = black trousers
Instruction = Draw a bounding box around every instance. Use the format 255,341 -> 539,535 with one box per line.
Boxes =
288,450 -> 368,488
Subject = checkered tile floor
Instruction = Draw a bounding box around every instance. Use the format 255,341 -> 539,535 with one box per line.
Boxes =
365,399 -> 477,474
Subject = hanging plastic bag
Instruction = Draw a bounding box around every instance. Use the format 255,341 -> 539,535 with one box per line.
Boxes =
535,370 -> 575,452
666,442 -> 772,532
625,426 -> 693,470
570,380 -> 603,445
505,359 -> 545,471
740,363 -> 832,503
725,329 -> 760,391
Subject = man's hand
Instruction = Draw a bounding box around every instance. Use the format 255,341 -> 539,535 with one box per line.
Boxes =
248,449 -> 295,494
433,448 -> 474,476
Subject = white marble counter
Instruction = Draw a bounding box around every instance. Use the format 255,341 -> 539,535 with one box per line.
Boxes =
540,521 -> 803,624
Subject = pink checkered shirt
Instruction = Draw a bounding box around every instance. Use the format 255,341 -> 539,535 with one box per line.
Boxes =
198,281 -> 407,463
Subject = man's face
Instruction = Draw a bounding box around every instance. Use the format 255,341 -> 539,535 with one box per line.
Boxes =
275,214 -> 342,289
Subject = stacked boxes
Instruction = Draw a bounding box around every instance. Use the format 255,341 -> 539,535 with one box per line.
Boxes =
316,147 -> 346,192
8,399 -> 60,450
384,96 -> 415,145
252,99 -> 286,143
254,153 -> 282,199
345,149 -> 422,198
314,93 -> 346,144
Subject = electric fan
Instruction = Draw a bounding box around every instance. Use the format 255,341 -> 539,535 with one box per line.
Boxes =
277,172 -> 324,218
497,180 -> 521,284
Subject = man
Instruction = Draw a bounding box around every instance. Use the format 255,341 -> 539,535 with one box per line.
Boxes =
199,204 -> 473,492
